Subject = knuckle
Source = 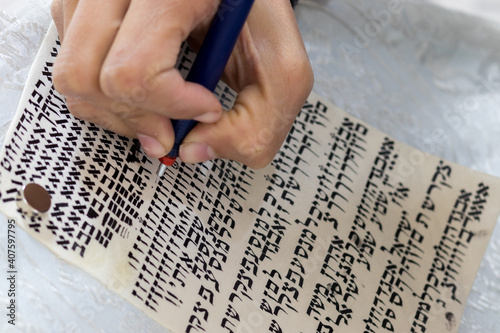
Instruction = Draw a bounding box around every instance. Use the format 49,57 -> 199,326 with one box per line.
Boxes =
298,60 -> 314,95
242,145 -> 276,169
248,152 -> 275,169
235,129 -> 277,169
228,107 -> 283,169
288,57 -> 314,95
51,61 -> 70,95
100,63 -> 143,99
53,58 -> 96,97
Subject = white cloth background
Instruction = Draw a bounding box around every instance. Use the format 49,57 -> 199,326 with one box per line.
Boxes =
426,0 -> 500,22
1,1 -> 500,332
0,1 -> 51,143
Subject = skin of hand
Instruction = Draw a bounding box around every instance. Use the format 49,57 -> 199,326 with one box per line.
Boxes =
51,0 -> 313,169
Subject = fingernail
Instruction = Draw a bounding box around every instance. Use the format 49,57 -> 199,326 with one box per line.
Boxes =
194,110 -> 221,123
137,134 -> 168,158
180,142 -> 216,163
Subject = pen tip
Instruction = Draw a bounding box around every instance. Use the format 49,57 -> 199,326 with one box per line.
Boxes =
154,156 -> 175,185
155,163 -> 168,184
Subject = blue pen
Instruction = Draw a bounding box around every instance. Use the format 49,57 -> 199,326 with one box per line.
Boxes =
156,0 -> 255,181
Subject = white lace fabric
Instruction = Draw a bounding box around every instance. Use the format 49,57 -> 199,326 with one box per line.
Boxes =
0,1 -> 52,143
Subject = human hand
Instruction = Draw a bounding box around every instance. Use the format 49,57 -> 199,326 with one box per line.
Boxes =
51,0 -> 313,169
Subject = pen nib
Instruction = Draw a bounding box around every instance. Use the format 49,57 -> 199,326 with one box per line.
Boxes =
155,163 -> 168,185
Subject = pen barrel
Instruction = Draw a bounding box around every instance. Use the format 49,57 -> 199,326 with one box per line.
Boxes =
186,0 -> 255,90
169,119 -> 197,157
167,0 -> 255,158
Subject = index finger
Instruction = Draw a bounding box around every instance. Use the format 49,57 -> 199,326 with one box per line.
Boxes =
99,0 -> 223,120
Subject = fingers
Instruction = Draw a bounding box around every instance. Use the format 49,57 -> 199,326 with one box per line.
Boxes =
51,0 -> 79,42
54,0 -> 177,157
179,89 -> 296,169
180,0 -> 313,168
180,71 -> 311,168
100,0 -> 222,119
51,0 -> 64,40
52,0 -> 222,158
54,1 -> 130,98
51,0 -> 313,167
65,96 -> 135,138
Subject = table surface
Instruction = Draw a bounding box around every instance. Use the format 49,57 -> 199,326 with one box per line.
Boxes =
1,1 -> 499,332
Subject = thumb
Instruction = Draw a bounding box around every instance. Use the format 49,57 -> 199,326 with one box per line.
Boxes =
179,86 -> 299,169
